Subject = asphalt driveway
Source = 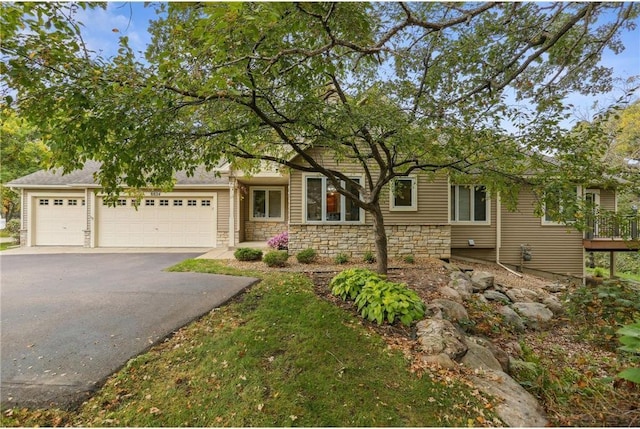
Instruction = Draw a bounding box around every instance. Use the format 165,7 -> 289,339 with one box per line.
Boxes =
0,252 -> 257,410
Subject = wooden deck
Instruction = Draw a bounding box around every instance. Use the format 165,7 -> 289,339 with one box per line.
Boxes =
584,213 -> 639,252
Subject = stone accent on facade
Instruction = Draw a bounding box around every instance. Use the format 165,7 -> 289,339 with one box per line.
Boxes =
83,230 -> 91,247
217,231 -> 228,248
288,224 -> 451,259
19,229 -> 27,247
244,221 -> 287,242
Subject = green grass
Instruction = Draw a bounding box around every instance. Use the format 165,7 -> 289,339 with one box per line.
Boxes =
0,242 -> 16,251
2,259 -> 496,427
586,267 -> 640,283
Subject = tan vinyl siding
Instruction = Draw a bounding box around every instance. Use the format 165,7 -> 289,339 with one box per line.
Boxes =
599,188 -> 616,211
500,186 -> 583,277
451,197 -> 497,249
216,190 -> 229,234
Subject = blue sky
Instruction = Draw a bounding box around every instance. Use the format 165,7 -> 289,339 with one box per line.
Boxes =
78,2 -> 639,125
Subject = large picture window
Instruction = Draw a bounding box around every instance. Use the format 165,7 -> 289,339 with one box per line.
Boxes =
250,187 -> 284,221
390,177 -> 417,211
451,185 -> 489,223
305,176 -> 362,223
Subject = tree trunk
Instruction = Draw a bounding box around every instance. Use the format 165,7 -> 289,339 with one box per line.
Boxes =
371,204 -> 388,274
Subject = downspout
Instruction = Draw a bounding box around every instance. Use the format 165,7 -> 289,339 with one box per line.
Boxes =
496,191 -> 523,278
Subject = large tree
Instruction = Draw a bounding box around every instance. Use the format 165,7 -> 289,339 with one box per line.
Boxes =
2,2 -> 639,272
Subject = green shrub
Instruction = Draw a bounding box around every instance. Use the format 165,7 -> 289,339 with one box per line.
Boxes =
355,280 -> 426,326
617,320 -> 640,384
403,254 -> 415,264
334,252 -> 349,264
330,268 -> 425,326
263,250 -> 289,267
296,248 -> 317,264
234,247 -> 263,262
6,219 -> 20,242
363,251 -> 376,264
565,279 -> 640,350
330,268 -> 382,301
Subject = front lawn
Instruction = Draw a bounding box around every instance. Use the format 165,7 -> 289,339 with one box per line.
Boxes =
2,259 -> 497,427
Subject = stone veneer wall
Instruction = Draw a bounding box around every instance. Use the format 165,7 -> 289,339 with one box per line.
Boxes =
244,221 -> 287,241
288,224 -> 451,259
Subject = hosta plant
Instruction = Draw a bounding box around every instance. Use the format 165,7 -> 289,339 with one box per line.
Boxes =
330,268 -> 382,301
355,280 -> 426,326
617,320 -> 640,384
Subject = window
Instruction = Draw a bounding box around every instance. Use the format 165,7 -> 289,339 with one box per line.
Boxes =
201,200 -> 211,207
305,176 -> 362,223
250,187 -> 284,221
117,199 -> 127,206
542,186 -> 579,225
145,199 -> 155,206
68,199 -> 78,206
159,199 -> 169,206
54,199 -> 64,206
187,200 -> 197,206
173,200 -> 183,206
390,177 -> 417,211
451,185 -> 489,223
39,199 -> 49,206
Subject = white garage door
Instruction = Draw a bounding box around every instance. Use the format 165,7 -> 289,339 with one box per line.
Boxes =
97,195 -> 217,247
34,197 -> 86,246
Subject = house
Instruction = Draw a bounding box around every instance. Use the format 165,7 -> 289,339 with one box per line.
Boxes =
8,149 -> 632,280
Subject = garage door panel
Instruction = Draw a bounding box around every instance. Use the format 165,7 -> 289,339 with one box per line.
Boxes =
97,196 -> 216,247
34,198 -> 85,246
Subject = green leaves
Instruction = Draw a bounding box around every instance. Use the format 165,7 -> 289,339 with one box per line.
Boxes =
330,269 -> 425,326
617,320 -> 640,384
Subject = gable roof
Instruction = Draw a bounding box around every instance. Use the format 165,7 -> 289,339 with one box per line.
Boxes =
7,161 -> 229,189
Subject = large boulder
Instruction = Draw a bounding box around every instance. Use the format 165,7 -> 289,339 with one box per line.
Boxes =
416,319 -> 468,361
448,274 -> 473,300
439,285 -> 463,303
498,305 -> 526,332
512,302 -> 553,329
506,287 -> 541,303
431,299 -> 470,323
461,339 -> 503,372
470,369 -> 548,427
542,295 -> 564,316
470,271 -> 494,292
483,290 -> 511,303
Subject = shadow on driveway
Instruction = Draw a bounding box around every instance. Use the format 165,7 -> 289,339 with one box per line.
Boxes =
0,252 -> 257,410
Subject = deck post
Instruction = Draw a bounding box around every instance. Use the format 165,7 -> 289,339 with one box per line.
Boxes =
609,251 -> 616,278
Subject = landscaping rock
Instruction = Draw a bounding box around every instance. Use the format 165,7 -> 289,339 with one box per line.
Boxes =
448,275 -> 473,300
470,271 -> 494,291
431,299 -> 469,323
470,369 -> 548,427
543,281 -> 567,293
416,319 -> 468,361
439,285 -> 463,303
420,352 -> 458,369
506,287 -> 541,303
512,302 -> 553,329
498,305 -> 526,332
542,295 -> 564,316
483,290 -> 511,303
465,336 -> 510,371
461,339 -> 503,372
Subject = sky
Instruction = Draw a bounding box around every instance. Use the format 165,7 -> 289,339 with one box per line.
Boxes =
76,2 -> 640,126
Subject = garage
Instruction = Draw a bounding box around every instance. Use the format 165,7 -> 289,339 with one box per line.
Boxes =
96,194 -> 217,247
33,196 -> 86,246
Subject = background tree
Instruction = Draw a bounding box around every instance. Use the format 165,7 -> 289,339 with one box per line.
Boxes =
0,107 -> 50,221
2,2 -> 639,272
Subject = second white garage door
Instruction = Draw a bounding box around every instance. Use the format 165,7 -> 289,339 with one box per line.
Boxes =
97,195 -> 217,247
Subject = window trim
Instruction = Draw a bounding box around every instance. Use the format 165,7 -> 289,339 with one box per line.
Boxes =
249,186 -> 285,222
303,174 -> 365,224
389,176 -> 418,212
541,186 -> 581,226
450,184 -> 491,225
